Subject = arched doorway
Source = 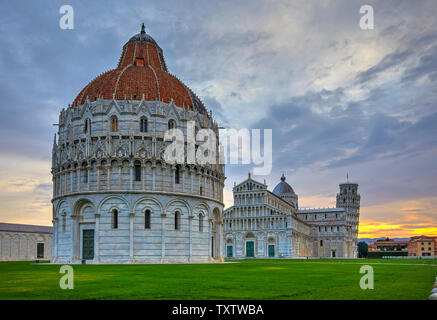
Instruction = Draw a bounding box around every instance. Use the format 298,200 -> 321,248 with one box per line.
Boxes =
267,237 -> 275,257
72,199 -> 96,261
211,208 -> 221,259
245,232 -> 256,257
226,238 -> 233,258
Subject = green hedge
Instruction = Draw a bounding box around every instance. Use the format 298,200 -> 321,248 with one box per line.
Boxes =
368,251 -> 408,258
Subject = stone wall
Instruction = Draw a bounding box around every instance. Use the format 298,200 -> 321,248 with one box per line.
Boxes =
0,231 -> 52,261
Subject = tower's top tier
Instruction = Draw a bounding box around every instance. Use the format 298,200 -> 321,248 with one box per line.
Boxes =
339,182 -> 359,195
72,25 -> 208,115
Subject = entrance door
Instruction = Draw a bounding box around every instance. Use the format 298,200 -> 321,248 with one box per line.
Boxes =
227,245 -> 233,258
268,245 -> 275,257
82,229 -> 94,260
332,250 -> 336,258
246,241 -> 254,257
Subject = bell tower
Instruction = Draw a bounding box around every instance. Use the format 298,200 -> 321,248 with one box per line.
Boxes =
336,177 -> 360,257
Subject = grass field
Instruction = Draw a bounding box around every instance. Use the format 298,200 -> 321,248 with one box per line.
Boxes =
0,259 -> 436,300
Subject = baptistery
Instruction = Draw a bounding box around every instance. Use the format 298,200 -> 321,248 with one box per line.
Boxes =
51,25 -> 225,264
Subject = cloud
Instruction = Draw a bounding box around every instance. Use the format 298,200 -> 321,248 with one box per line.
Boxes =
0,0 -> 436,236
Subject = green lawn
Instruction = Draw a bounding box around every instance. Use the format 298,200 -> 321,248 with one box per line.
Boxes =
0,259 -> 435,300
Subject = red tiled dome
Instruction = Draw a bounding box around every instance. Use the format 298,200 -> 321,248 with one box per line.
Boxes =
73,28 -> 207,114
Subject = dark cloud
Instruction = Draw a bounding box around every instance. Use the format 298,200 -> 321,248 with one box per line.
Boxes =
1,0 -> 437,216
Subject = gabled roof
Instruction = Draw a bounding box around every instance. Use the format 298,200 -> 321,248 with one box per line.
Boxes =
0,223 -> 53,233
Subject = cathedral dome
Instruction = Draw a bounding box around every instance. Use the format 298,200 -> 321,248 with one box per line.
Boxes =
273,173 -> 295,195
72,24 -> 207,114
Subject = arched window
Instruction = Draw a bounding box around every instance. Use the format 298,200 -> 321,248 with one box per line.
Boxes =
199,185 -> 203,196
168,119 -> 175,130
84,118 -> 91,134
145,210 -> 151,229
111,116 -> 118,132
199,214 -> 204,232
62,213 -> 66,232
112,209 -> 118,229
140,117 -> 148,133
175,165 -> 180,184
174,211 -> 180,230
82,162 -> 88,183
134,161 -> 141,182
320,240 -> 323,247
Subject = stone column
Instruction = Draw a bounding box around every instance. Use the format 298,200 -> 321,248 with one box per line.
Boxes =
142,164 -> 146,190
52,218 -> 58,260
190,169 -> 194,193
171,166 -> 175,192
162,165 -> 166,191
94,213 -> 100,262
219,220 -> 224,259
152,163 -> 156,191
189,215 -> 194,262
77,168 -> 80,192
70,169 -> 73,193
182,168 -> 185,193
64,171 -> 67,194
87,165 -> 91,191
118,165 -> 122,189
106,164 -> 111,190
129,212 -> 135,261
208,218 -> 213,259
71,214 -> 77,262
129,163 -> 134,190
161,213 -> 166,263
97,165 -> 101,191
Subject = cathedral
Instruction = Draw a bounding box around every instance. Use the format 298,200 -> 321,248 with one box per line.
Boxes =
51,25 -> 225,264
223,174 -> 360,258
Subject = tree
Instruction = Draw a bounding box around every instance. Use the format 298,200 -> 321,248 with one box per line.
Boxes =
358,241 -> 368,258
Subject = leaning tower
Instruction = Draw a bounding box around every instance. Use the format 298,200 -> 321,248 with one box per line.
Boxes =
336,182 -> 360,257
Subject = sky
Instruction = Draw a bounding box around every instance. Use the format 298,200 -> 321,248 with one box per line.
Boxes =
0,0 -> 436,238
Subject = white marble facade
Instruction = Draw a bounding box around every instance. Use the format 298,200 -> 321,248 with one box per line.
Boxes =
224,175 -> 360,259
0,223 -> 52,261
51,98 -> 225,264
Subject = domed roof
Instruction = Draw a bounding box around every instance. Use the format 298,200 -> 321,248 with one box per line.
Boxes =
273,173 -> 295,195
72,24 -> 207,114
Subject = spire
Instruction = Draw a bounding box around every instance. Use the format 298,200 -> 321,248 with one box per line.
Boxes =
281,173 -> 286,182
141,23 -> 145,34
248,172 -> 251,179
347,173 -> 349,183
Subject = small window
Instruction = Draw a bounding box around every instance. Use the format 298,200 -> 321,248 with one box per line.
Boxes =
84,118 -> 91,134
135,162 -> 141,182
37,243 -> 44,258
62,214 -> 66,232
199,214 -> 204,232
82,164 -> 88,183
145,210 -> 151,229
135,57 -> 145,67
168,119 -> 175,130
112,209 -> 118,229
111,116 -> 118,132
175,211 -> 180,230
200,185 -> 203,196
140,117 -> 148,132
320,240 -> 323,247
175,165 -> 180,184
